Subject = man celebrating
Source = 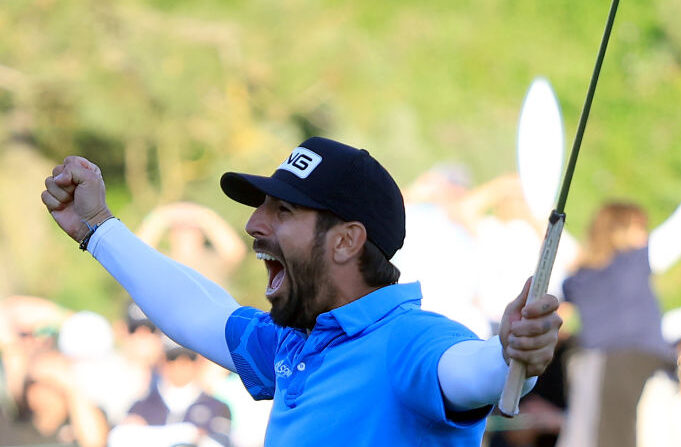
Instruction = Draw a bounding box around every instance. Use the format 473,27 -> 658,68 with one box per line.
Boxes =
41,137 -> 561,446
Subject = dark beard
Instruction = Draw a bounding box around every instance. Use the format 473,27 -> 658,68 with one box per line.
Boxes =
269,233 -> 334,330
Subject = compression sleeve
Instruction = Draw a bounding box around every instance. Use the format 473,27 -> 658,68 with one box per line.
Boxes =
649,203 -> 681,274
437,336 -> 537,411
88,219 -> 240,371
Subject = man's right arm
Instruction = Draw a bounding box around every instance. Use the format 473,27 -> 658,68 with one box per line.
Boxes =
41,156 -> 239,371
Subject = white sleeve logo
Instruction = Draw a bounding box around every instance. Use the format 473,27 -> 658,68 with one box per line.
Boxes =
278,147 -> 322,179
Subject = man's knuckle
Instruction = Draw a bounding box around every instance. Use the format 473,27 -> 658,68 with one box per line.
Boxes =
527,324 -> 542,336
520,337 -> 536,350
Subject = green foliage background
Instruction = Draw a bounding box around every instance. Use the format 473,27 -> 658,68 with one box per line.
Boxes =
1,0 -> 680,318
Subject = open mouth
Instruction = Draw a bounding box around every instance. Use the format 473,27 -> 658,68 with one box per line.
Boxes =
256,252 -> 286,297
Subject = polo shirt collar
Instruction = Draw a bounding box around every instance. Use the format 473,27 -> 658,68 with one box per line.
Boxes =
326,282 -> 422,337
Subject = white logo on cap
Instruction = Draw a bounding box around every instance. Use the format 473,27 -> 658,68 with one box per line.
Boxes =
278,147 -> 322,179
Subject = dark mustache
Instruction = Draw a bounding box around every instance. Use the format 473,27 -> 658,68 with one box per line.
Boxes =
253,238 -> 284,261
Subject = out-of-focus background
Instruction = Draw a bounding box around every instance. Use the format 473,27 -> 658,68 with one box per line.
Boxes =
1,1 -> 680,446
1,0 -> 680,314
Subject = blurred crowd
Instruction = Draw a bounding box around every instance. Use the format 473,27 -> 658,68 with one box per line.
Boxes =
0,297 -> 272,447
0,202 -> 269,447
1,170 -> 680,447
393,165 -> 681,447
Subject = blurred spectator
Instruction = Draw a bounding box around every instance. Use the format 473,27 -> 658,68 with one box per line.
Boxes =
0,295 -> 67,411
394,169 -> 577,339
193,331 -> 271,447
56,310 -> 145,427
637,307 -> 681,447
2,349 -> 108,446
488,334 -> 574,447
135,202 -> 264,445
469,174 -> 577,333
557,201 -> 681,447
393,164 -> 490,339
108,336 -> 232,447
208,368 -> 272,447
137,202 -> 247,287
108,301 -> 164,424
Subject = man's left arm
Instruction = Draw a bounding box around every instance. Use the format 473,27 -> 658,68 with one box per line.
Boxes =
438,278 -> 562,411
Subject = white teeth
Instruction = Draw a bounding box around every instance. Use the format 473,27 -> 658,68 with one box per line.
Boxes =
256,252 -> 277,261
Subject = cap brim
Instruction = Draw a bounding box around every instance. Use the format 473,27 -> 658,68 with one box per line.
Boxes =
221,172 -> 325,209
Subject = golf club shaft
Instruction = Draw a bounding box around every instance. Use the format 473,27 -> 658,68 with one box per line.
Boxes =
498,0 -> 620,417
498,211 -> 564,416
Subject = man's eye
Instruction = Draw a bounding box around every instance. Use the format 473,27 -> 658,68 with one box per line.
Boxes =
279,206 -> 292,214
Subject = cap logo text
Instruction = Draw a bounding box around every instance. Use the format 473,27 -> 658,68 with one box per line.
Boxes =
278,147 -> 322,179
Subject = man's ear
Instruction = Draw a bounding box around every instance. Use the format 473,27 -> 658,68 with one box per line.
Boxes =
331,222 -> 367,264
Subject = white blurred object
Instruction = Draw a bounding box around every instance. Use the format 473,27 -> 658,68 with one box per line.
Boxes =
517,77 -> 565,220
1,295 -> 69,332
473,217 -> 540,325
58,310 -> 149,424
108,422 -> 200,447
662,308 -> 681,346
649,203 -> 681,274
637,370 -> 681,447
216,373 -> 272,447
58,310 -> 114,359
393,203 -> 491,339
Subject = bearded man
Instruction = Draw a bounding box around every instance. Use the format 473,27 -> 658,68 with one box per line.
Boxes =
41,137 -> 561,447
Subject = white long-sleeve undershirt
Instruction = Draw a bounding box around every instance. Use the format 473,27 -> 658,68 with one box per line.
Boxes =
88,219 -> 534,411
88,219 -> 239,371
439,336 -> 536,411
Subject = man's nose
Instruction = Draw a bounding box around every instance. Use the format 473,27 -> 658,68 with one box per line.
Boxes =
245,205 -> 270,238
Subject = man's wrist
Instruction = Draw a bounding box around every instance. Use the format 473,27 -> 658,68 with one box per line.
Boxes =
78,210 -> 116,251
84,209 -> 114,228
73,210 -> 113,243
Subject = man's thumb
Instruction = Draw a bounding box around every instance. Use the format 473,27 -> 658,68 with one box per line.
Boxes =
54,158 -> 98,187
509,277 -> 533,314
53,169 -> 73,187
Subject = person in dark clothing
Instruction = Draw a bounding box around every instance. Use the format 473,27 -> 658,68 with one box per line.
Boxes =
108,338 -> 231,447
557,201 -> 681,447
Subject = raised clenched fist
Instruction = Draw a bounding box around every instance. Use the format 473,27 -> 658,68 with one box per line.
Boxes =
41,156 -> 112,243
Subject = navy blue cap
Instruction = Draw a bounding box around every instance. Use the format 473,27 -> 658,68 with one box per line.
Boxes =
221,137 -> 406,259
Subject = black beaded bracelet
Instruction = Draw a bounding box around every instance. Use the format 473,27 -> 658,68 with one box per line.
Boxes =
79,216 -> 117,251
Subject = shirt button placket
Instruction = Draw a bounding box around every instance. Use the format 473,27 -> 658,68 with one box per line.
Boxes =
285,360 -> 308,407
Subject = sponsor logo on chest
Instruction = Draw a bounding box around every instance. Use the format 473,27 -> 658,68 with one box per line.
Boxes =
275,359 -> 293,378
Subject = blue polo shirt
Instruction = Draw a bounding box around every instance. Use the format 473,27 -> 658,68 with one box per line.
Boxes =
225,282 -> 490,446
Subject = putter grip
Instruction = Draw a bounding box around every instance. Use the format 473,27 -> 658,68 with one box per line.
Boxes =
498,211 -> 565,417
